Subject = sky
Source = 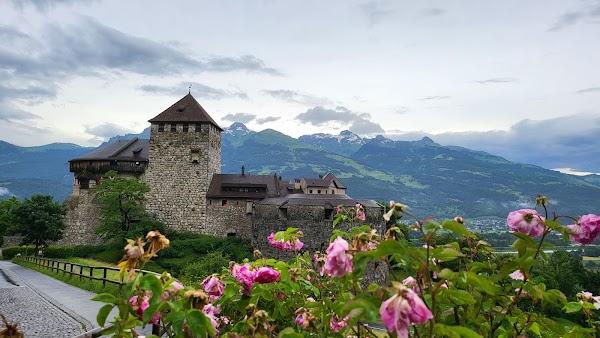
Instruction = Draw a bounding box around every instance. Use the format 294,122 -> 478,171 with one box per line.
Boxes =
0,0 -> 599,171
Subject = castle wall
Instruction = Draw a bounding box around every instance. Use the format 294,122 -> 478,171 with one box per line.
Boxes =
144,123 -> 221,233
251,204 -> 385,256
206,198 -> 253,239
60,190 -> 103,246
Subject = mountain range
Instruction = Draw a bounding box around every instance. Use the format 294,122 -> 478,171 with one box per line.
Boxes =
1,122 -> 600,219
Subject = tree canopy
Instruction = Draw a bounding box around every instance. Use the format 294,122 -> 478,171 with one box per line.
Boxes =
14,195 -> 65,251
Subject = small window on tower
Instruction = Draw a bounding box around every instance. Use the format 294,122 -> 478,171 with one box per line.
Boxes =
222,200 -> 228,206
190,149 -> 200,163
318,190 -> 321,194
171,124 -> 177,132
325,208 -> 333,220
79,178 -> 90,190
195,124 -> 201,132
158,124 -> 164,132
183,124 -> 189,132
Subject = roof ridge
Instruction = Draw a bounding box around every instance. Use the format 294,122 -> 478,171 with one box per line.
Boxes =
110,138 -> 139,158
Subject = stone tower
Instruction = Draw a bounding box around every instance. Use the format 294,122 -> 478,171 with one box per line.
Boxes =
144,93 -> 222,232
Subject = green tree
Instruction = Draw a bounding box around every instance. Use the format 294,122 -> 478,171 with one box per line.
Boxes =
94,170 -> 153,241
14,195 -> 65,252
0,197 -> 21,246
533,250 -> 588,298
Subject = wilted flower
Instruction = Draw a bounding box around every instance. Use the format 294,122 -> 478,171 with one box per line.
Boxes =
568,214 -> 600,244
507,209 -> 545,237
254,267 -> 280,284
324,237 -> 353,277
577,291 -> 600,310
124,238 -> 145,259
203,304 -> 221,332
295,308 -> 312,329
380,285 -> 433,338
351,229 -> 380,252
402,276 -> 418,289
384,202 -> 408,222
231,263 -> 256,295
146,230 -> 170,256
330,314 -> 350,333
202,275 -> 224,301
184,290 -> 209,309
509,270 -> 525,281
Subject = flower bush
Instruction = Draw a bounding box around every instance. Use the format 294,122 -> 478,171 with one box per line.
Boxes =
93,197 -> 600,337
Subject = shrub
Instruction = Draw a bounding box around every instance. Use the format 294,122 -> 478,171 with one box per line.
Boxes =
180,251 -> 230,286
2,246 -> 35,259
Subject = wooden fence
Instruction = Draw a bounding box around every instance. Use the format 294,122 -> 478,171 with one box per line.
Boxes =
15,256 -> 159,287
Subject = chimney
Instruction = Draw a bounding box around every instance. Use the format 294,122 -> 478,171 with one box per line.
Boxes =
241,165 -> 245,176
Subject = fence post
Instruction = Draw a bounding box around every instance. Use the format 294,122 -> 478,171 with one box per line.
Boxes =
103,268 -> 107,287
90,266 -> 94,279
80,265 -> 83,280
70,263 -> 74,274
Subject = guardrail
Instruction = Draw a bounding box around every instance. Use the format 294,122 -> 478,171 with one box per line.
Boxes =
14,256 -> 160,287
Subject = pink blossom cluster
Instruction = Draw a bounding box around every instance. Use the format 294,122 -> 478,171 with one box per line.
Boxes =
577,291 -> 600,310
355,203 -> 366,221
267,233 -> 304,251
568,214 -> 600,244
129,294 -> 160,324
507,209 -> 546,237
329,314 -> 350,332
202,276 -> 225,301
323,237 -> 353,277
231,263 -> 280,295
380,285 -> 433,338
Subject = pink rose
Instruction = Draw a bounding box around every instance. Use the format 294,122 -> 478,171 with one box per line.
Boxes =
356,204 -> 366,221
568,214 -> 600,244
129,295 -> 150,316
380,287 -> 433,338
254,267 -> 280,284
202,276 -> 224,301
507,209 -> 545,237
231,263 -> 256,295
169,281 -> 184,292
324,237 -> 353,277
150,312 -> 160,325
509,270 -> 525,281
268,232 -> 304,251
203,304 -> 221,332
330,314 -> 350,332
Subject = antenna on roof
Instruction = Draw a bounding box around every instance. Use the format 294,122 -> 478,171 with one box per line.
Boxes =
188,84 -> 192,94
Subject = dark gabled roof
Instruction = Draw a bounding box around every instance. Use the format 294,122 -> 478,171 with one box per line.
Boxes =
207,174 -> 286,199
256,194 -> 380,208
302,178 -> 331,188
70,138 -> 149,162
323,172 -> 346,189
148,93 -> 222,130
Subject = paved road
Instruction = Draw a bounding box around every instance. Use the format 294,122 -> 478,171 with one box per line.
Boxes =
0,260 -> 103,337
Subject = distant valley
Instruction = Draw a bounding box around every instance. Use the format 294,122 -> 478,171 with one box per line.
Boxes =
2,122 -> 600,220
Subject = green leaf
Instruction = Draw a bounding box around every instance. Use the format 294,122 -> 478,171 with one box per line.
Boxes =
433,247 -> 464,262
466,272 -> 497,295
140,274 -> 163,300
442,220 -> 474,238
435,324 -> 483,338
91,293 -> 118,304
441,288 -> 476,305
528,322 -> 541,337
96,304 -> 114,327
278,327 -> 304,338
563,301 -> 583,313
186,309 -> 216,336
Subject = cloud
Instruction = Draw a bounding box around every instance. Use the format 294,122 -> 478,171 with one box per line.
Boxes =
576,87 -> 600,94
360,0 -> 394,26
138,82 -> 247,100
420,96 -> 451,100
255,116 -> 281,124
548,2 -> 600,31
553,168 -> 600,176
0,104 -> 40,121
85,122 -> 134,139
222,113 -> 257,124
262,89 -> 332,106
476,77 -> 518,84
394,106 -> 409,114
296,106 -> 384,135
423,8 -> 445,16
0,187 -> 10,197
10,0 -> 95,11
0,17 -> 281,80
387,114 -> 600,172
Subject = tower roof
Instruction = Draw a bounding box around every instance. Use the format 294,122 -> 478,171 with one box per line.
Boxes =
148,93 -> 222,130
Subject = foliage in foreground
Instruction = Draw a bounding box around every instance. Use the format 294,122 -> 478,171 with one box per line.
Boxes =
93,196 -> 600,337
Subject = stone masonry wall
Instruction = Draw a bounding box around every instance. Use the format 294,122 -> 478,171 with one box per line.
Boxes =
206,199 -> 253,239
59,191 -> 103,246
251,204 -> 385,257
144,123 -> 221,233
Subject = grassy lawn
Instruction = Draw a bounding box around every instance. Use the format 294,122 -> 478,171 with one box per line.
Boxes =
15,258 -> 124,295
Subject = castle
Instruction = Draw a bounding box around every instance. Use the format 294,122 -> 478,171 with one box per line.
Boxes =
64,93 -> 384,252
